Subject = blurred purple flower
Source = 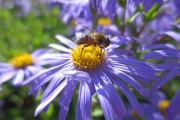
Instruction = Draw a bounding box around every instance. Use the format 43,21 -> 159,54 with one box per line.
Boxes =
127,0 -> 163,12
95,17 -> 121,38
23,34 -> 161,120
124,102 -> 166,120
0,48 -> 52,93
166,89 -> 180,120
90,0 -> 117,21
124,91 -> 174,120
140,44 -> 180,96
48,0 -> 93,24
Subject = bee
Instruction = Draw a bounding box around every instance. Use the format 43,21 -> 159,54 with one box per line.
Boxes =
74,22 -> 110,56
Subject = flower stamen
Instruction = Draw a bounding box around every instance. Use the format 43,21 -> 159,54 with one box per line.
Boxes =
9,52 -> 34,69
70,45 -> 106,71
158,100 -> 169,116
98,17 -> 111,25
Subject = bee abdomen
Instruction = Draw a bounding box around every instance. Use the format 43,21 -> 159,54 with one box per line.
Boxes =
75,34 -> 93,45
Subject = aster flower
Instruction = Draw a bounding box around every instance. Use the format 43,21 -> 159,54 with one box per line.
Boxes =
48,0 -> 93,24
123,103 -> 165,120
90,0 -> 117,21
147,90 -> 180,120
23,34 -> 162,120
0,48 -> 52,93
95,17 -> 121,37
124,91 -> 172,120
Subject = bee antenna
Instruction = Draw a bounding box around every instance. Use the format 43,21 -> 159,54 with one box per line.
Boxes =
74,21 -> 94,32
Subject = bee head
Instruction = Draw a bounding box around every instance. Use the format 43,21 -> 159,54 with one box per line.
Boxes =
97,36 -> 110,48
105,37 -> 110,47
96,33 -> 110,48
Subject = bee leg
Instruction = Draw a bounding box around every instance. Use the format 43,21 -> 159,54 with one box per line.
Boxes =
91,43 -> 97,55
80,44 -> 91,57
99,47 -> 104,57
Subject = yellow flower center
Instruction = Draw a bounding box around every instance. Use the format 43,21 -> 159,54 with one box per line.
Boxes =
70,44 -> 106,71
98,17 -> 111,25
9,52 -> 34,69
158,100 -> 170,116
130,109 -> 140,118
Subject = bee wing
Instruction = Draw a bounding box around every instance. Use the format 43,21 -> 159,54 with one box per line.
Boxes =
71,32 -> 83,41
75,21 -> 94,33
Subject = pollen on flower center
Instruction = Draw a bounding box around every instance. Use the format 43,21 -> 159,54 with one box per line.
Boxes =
9,52 -> 34,69
98,17 -> 111,25
158,100 -> 170,116
70,44 -> 106,71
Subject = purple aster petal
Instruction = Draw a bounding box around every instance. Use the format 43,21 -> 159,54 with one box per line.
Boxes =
163,31 -> 180,43
30,72 -> 60,94
38,53 -> 70,60
0,62 -> 12,67
166,89 -> 180,120
96,0 -> 102,11
157,63 -> 180,70
35,79 -> 68,116
76,82 -> 92,120
24,67 -> 40,96
55,34 -> 77,48
109,57 -> 161,72
26,66 -> 40,75
108,49 -> 135,57
127,0 -> 134,7
48,44 -> 70,52
12,69 -> 24,86
157,0 -> 163,5
89,0 -> 96,9
106,0 -> 116,15
30,66 -> 72,94
99,71 -> 126,118
112,63 -> 159,80
113,79 -> 144,117
150,68 -> 180,95
37,59 -> 65,66
139,44 -> 178,51
147,91 -> 166,105
142,50 -> 180,60
0,71 -> 16,85
92,73 -> 117,120
143,0 -> 155,12
0,67 -> 14,73
31,48 -> 50,58
24,67 -> 31,78
83,4 -> 93,21
41,75 -> 63,103
23,62 -> 69,85
133,75 -> 152,86
63,70 -> 90,82
113,69 -> 148,96
59,80 -> 77,120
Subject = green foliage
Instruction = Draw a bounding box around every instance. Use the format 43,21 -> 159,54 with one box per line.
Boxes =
0,6 -> 67,61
